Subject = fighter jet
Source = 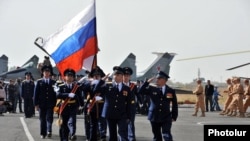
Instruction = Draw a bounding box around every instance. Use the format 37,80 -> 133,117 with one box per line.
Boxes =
119,52 -> 176,81
118,52 -> 192,94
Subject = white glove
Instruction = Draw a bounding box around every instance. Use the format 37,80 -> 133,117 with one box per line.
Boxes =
139,104 -> 143,108
91,80 -> 99,85
95,96 -> 103,101
78,76 -> 88,83
79,106 -> 83,110
68,93 -> 75,98
53,85 -> 60,93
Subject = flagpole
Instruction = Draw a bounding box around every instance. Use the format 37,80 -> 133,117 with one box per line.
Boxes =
34,37 -> 52,57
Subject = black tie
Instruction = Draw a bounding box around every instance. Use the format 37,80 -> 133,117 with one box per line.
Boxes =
159,88 -> 163,95
116,84 -> 119,92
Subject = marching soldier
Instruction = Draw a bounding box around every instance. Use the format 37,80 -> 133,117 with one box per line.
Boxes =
219,78 -> 233,115
123,67 -> 141,141
192,79 -> 205,117
243,79 -> 250,113
21,72 -> 35,118
83,66 -> 107,141
101,66 -> 132,141
34,65 -> 57,139
227,77 -> 245,117
56,68 -> 84,141
139,71 -> 178,141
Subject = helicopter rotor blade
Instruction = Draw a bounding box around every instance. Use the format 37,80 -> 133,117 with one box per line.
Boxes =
177,50 -> 250,61
226,62 -> 250,70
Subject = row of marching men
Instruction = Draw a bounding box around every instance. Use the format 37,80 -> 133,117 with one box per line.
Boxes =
219,77 -> 250,117
33,64 -> 178,141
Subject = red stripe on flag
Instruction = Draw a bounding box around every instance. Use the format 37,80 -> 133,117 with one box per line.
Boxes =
56,36 -> 98,75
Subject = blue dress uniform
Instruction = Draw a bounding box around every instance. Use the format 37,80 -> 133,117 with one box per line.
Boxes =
34,65 -> 57,138
123,67 -> 142,141
139,71 -> 178,141
21,72 -> 35,118
101,66 -> 132,141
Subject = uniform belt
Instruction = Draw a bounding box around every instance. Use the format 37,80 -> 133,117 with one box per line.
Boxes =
65,100 -> 76,104
196,93 -> 202,95
90,100 -> 104,103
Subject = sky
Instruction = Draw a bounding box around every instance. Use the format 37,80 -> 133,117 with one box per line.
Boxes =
1,0 -> 250,83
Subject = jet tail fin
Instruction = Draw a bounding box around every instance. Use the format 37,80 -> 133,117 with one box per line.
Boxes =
119,53 -> 137,81
21,55 -> 39,68
137,52 -> 176,81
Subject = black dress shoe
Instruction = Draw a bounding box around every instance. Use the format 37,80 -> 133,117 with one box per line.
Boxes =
70,135 -> 77,140
40,135 -> 45,139
47,132 -> 52,138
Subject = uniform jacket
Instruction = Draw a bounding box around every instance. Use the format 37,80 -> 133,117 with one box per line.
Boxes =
56,82 -> 84,114
101,81 -> 132,120
34,78 -> 57,109
139,81 -> 178,122
0,87 -> 6,105
21,80 -> 35,99
81,79 -> 105,115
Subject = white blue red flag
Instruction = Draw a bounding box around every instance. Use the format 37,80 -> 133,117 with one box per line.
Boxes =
42,0 -> 98,74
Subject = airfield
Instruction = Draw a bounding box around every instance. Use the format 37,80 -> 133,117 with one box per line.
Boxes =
0,104 -> 249,141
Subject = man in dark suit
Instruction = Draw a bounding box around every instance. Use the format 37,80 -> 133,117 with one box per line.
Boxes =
139,71 -> 178,141
101,66 -> 132,141
34,65 -> 57,139
205,80 -> 214,112
21,72 -> 35,118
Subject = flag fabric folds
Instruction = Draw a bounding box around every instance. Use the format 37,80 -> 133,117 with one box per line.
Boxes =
42,0 -> 98,74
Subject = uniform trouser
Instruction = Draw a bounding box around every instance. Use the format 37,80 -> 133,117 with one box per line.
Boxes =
17,94 -> 23,112
205,95 -> 213,111
194,94 -> 205,113
60,110 -> 77,141
212,96 -> 221,111
107,118 -> 128,141
150,119 -> 173,141
223,95 -> 233,111
84,114 -> 91,140
89,112 -> 98,141
228,94 -> 244,113
98,116 -> 107,138
128,106 -> 136,141
9,97 -> 17,112
23,98 -> 34,117
243,95 -> 250,112
39,107 -> 54,136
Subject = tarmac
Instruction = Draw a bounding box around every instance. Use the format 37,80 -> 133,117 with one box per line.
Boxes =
0,104 -> 250,141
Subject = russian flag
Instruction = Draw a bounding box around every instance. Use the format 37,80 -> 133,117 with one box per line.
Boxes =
42,0 -> 98,74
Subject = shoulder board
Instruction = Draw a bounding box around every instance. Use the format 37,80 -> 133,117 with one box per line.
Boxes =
106,82 -> 113,84
37,78 -> 43,81
149,83 -> 157,87
58,83 -> 65,87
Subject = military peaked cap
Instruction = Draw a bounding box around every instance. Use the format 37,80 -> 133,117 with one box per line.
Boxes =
156,71 -> 170,80
123,67 -> 133,75
41,65 -> 53,73
113,66 -> 124,74
90,66 -> 105,77
25,71 -> 32,76
64,68 -> 76,77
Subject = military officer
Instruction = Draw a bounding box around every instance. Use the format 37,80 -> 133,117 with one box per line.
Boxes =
220,78 -> 233,115
82,66 -> 107,141
56,68 -> 84,141
192,79 -> 205,117
139,71 -> 178,141
34,65 -> 57,139
101,66 -> 132,141
123,67 -> 141,141
21,72 -> 35,118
